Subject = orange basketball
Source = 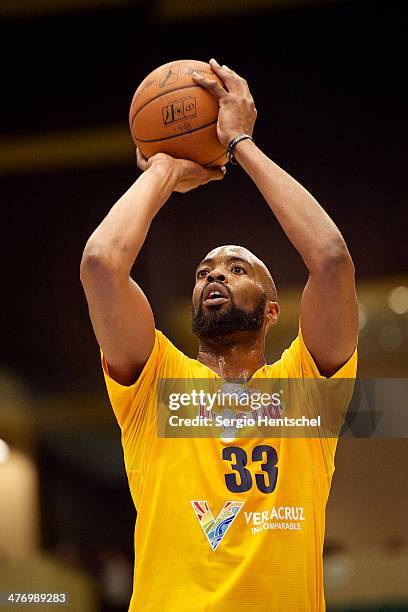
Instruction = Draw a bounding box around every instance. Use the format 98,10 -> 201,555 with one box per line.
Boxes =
129,60 -> 227,167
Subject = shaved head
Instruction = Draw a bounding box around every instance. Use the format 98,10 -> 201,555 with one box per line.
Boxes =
192,244 -> 279,341
201,245 -> 277,301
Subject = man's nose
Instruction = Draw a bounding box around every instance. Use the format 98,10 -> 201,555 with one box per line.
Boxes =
207,269 -> 226,283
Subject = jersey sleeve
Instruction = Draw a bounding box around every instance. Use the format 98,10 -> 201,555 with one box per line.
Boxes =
100,329 -> 186,474
280,326 -> 358,477
282,326 -> 358,380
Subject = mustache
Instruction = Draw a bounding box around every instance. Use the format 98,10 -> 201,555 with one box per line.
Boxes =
200,283 -> 232,303
192,292 -> 267,339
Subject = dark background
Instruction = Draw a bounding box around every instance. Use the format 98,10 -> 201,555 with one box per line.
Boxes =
2,0 -> 406,391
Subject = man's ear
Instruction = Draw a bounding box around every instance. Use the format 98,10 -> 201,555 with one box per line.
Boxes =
265,300 -> 280,330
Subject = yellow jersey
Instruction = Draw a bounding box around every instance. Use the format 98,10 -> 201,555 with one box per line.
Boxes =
101,328 -> 357,612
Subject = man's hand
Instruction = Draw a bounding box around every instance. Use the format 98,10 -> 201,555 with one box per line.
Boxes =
136,149 -> 226,194
192,58 -> 257,148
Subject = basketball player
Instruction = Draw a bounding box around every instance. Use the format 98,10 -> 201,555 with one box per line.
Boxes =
80,58 -> 358,611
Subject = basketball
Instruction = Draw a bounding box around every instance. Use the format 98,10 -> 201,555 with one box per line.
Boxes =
129,60 -> 227,167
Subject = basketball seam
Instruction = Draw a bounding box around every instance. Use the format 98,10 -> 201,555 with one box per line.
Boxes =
130,84 -> 213,128
133,119 -> 219,143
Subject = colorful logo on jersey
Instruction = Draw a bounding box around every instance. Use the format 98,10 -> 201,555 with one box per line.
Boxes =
191,500 -> 244,551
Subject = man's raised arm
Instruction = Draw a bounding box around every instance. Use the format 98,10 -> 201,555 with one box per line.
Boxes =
194,59 -> 358,376
234,139 -> 358,376
80,151 -> 225,386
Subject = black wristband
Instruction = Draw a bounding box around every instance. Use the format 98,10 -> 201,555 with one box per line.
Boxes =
226,134 -> 254,165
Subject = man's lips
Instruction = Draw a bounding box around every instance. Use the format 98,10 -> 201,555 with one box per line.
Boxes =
202,282 -> 230,306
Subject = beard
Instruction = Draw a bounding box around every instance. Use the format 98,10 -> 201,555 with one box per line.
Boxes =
192,292 -> 267,339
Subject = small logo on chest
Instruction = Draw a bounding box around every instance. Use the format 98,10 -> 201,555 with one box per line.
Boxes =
191,500 -> 244,551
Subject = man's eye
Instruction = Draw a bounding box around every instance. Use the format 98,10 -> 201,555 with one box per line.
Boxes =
197,270 -> 208,278
232,266 -> 245,274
